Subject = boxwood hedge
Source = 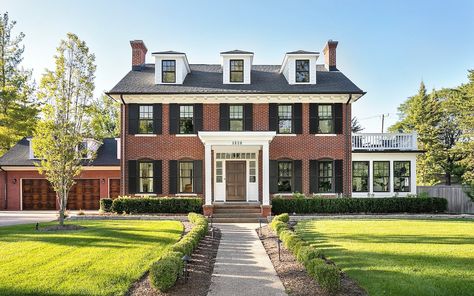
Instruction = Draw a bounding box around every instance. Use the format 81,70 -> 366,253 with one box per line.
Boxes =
272,197 -> 447,214
110,197 -> 203,214
99,198 -> 113,213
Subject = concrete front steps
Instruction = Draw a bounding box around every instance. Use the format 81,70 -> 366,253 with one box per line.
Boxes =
211,202 -> 264,223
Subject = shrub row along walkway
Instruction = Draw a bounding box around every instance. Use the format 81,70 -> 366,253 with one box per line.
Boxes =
207,223 -> 287,296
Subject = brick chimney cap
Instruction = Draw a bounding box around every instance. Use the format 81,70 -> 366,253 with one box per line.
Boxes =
130,40 -> 148,50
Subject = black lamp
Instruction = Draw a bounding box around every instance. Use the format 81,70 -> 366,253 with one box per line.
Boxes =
182,254 -> 191,282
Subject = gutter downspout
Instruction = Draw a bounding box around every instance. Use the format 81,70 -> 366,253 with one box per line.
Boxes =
0,166 -> 7,209
345,94 -> 352,196
120,94 -> 126,195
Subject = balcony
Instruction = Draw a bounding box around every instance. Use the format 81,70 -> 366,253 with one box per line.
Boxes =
352,132 -> 418,151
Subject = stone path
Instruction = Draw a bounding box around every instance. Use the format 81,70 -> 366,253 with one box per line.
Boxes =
207,223 -> 287,296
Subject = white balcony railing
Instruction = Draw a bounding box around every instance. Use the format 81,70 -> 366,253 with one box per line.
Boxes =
352,132 -> 418,151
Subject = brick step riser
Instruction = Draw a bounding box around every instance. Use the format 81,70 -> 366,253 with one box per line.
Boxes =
212,218 -> 261,223
213,208 -> 261,214
212,213 -> 262,218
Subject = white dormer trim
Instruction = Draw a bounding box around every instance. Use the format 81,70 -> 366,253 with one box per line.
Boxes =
280,53 -> 319,85
220,52 -> 254,85
115,138 -> 121,160
152,53 -> 191,85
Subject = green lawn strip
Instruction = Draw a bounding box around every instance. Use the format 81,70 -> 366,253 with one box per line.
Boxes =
296,219 -> 474,296
0,220 -> 183,296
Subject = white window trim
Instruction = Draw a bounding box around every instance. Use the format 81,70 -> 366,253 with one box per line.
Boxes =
175,134 -> 197,137
175,193 -> 198,197
314,134 -> 337,137
135,134 -> 157,137
276,134 -> 297,137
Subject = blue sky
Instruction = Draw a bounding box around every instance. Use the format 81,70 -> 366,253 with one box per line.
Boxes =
4,0 -> 474,132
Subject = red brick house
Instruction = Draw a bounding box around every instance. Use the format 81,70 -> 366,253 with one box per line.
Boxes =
107,40 -> 369,216
0,138 -> 120,210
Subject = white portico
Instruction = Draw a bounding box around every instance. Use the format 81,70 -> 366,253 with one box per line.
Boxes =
198,131 -> 276,206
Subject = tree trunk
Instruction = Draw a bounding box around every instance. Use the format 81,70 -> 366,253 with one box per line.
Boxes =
445,173 -> 452,186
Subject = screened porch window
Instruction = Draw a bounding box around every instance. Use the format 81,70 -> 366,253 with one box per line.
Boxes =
394,161 -> 410,192
373,161 -> 390,192
352,161 -> 369,192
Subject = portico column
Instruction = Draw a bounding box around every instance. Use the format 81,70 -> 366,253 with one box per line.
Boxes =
204,144 -> 212,205
262,142 -> 270,205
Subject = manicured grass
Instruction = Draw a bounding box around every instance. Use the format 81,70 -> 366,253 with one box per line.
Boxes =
297,219 -> 474,296
0,220 -> 183,296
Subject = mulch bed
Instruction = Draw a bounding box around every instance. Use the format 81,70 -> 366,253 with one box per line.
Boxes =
259,225 -> 367,296
127,225 -> 221,296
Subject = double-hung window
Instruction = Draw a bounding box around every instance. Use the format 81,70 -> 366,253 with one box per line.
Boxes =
295,60 -> 310,82
162,60 -> 176,83
394,161 -> 410,192
352,161 -> 369,192
229,105 -> 244,131
318,105 -> 334,134
373,161 -> 390,192
138,105 -> 154,134
278,161 -> 292,192
179,161 -> 194,193
278,105 -> 292,134
230,59 -> 244,82
138,162 -> 153,193
318,161 -> 333,193
179,105 -> 194,134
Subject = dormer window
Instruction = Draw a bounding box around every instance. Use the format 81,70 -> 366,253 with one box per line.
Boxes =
295,60 -> 310,82
162,60 -> 176,83
230,60 -> 244,82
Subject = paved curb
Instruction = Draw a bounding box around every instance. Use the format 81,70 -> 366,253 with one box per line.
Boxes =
282,214 -> 474,221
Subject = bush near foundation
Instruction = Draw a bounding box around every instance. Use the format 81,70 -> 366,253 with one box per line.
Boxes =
271,197 -> 447,214
110,197 -> 203,214
99,198 -> 113,212
149,213 -> 208,292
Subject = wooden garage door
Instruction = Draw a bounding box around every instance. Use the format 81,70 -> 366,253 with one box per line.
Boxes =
109,179 -> 120,199
67,179 -> 101,210
22,179 -> 57,210
22,179 -> 101,210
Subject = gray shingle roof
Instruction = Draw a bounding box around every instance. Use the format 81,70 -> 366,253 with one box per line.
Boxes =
151,51 -> 186,55
286,50 -> 320,54
220,50 -> 254,54
108,64 -> 364,95
0,138 -> 120,167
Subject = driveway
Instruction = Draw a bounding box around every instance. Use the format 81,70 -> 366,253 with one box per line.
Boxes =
0,211 -> 58,227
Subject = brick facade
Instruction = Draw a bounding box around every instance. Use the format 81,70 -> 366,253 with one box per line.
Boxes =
121,102 -> 352,198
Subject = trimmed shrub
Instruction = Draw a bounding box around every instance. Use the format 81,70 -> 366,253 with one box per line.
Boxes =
273,213 -> 290,223
311,262 -> 341,292
297,246 -> 323,263
305,258 -> 326,277
272,197 -> 447,214
149,254 -> 182,292
99,198 -> 113,213
111,197 -> 203,214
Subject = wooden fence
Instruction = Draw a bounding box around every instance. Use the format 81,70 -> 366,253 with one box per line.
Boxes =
417,185 -> 474,214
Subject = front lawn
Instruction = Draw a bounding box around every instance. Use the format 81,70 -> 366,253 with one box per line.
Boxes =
0,220 -> 183,296
297,219 -> 474,296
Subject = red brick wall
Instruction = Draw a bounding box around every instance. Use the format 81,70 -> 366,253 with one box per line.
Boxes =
122,102 -> 352,197
0,169 -> 120,210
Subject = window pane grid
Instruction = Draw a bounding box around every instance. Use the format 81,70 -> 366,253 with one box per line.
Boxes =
215,153 -> 256,159
139,162 -> 153,193
162,60 -> 176,83
318,161 -> 333,193
230,60 -> 244,82
179,161 -> 193,193
138,105 -> 154,134
249,161 -> 256,183
296,60 -> 310,82
229,105 -> 244,131
352,161 -> 369,192
318,105 -> 333,134
278,105 -> 292,134
373,161 -> 390,192
278,161 -> 292,192
179,105 -> 194,134
394,161 -> 410,192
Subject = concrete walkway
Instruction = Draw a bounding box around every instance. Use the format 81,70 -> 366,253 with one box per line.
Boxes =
208,223 -> 287,296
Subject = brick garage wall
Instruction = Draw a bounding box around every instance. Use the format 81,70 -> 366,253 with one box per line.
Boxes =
1,169 -> 120,210
123,102 -> 352,197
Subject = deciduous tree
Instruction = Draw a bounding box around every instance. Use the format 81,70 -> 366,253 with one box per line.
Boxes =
32,33 -> 96,225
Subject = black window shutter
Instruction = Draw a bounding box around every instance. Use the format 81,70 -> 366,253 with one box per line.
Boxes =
269,160 -> 278,193
334,103 -> 343,134
194,104 -> 203,133
128,160 -> 137,194
269,103 -> 278,132
335,159 -> 343,193
244,104 -> 253,131
309,160 -> 319,193
169,160 -> 178,194
293,103 -> 302,134
219,103 -> 229,131
169,104 -> 179,134
128,104 -> 139,135
193,160 -> 203,194
153,104 -> 162,134
153,160 -> 162,194
293,160 -> 302,193
309,103 -> 319,134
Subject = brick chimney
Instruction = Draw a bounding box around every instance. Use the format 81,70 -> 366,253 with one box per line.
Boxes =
323,40 -> 338,71
130,40 -> 148,71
